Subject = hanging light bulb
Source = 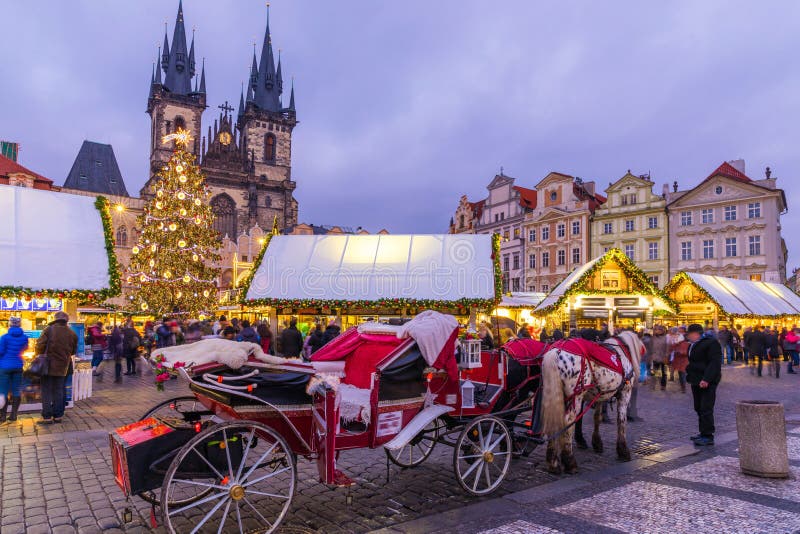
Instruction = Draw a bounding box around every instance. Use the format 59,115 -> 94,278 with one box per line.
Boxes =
179,175 -> 187,183
179,208 -> 187,216
141,303 -> 149,311
194,199 -> 201,206
194,217 -> 202,225
176,291 -> 182,299
155,201 -> 163,210
176,165 -> 184,173
126,276 -> 132,283
203,290 -> 210,297
192,254 -> 199,262
151,244 -> 157,252
169,223 -> 177,231
178,240 -> 187,248
157,189 -> 164,197
183,275 -> 191,283
139,275 -> 147,282
149,259 -> 155,267
177,192 -> 186,200
131,246 -> 140,255
164,270 -> 172,279
158,222 -> 164,229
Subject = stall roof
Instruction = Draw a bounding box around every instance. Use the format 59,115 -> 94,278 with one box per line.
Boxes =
499,292 -> 547,309
534,248 -> 673,313
670,272 -> 800,317
0,185 -> 113,295
244,234 -> 498,307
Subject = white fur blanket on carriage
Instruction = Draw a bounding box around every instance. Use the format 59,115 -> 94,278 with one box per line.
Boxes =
396,310 -> 458,366
151,339 -> 291,370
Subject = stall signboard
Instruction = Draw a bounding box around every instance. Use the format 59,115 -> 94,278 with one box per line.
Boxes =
579,308 -> 609,319
580,297 -> 607,307
678,303 -> 715,315
1,298 -> 63,311
614,297 -> 640,307
617,309 -> 645,319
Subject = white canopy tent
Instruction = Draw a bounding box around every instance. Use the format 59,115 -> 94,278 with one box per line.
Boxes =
0,185 -> 111,293
675,272 -> 800,317
499,292 -> 547,309
244,234 -> 497,307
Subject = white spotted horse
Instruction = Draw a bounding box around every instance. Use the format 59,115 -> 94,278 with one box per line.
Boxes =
539,330 -> 644,474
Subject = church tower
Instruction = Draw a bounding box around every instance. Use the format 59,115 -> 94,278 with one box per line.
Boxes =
142,0 -> 206,197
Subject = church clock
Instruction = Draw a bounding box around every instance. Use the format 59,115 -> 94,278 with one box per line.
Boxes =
218,131 -> 232,146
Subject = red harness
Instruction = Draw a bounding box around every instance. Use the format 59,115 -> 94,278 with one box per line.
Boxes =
555,336 -> 635,412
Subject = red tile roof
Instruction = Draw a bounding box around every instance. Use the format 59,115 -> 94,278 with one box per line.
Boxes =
705,161 -> 751,184
513,186 -> 538,209
0,155 -> 53,186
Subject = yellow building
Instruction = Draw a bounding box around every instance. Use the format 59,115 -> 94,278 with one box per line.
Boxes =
591,172 -> 669,288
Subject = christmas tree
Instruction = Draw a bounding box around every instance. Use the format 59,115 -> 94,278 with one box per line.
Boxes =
127,129 -> 220,316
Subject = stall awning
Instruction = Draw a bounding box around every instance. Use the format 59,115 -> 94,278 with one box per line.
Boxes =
499,292 -> 547,309
244,234 -> 498,309
670,272 -> 800,317
0,185 -> 116,298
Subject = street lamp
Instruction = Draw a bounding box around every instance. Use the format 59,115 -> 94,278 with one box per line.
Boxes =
115,204 -> 125,213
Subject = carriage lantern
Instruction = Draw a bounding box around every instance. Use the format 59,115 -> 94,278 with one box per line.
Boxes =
460,338 -> 483,369
461,378 -> 475,408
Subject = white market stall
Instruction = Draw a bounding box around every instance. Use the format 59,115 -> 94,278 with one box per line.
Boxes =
0,184 -> 120,410
242,234 -> 500,332
665,272 -> 800,328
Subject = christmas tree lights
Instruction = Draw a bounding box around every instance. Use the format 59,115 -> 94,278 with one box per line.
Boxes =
127,129 -> 220,316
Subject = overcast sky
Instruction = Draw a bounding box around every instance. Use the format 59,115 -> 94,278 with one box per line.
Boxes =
2,1 -> 799,269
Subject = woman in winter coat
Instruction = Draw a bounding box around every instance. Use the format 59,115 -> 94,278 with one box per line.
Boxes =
783,327 -> 799,374
237,320 -> 260,344
0,317 -> 28,423
256,322 -> 273,355
88,321 -> 108,376
649,325 -> 670,390
668,327 -> 690,393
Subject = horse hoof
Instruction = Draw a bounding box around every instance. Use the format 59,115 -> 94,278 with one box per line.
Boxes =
617,444 -> 632,462
561,452 -> 578,474
576,438 -> 588,450
592,435 -> 604,454
546,464 -> 562,475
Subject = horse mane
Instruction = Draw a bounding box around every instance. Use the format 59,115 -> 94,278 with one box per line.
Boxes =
610,330 -> 642,380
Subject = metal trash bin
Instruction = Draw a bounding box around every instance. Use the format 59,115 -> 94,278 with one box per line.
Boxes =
736,400 -> 789,478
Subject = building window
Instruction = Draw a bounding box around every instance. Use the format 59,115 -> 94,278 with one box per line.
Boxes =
629,194 -> 637,204
725,237 -> 737,257
572,247 -> 580,264
549,191 -> 557,201
116,226 -> 127,246
701,208 -> 714,224
648,242 -> 659,260
529,229 -> 536,242
603,222 -> 613,234
557,250 -> 566,266
512,278 -> 520,292
557,224 -> 565,238
542,284 -> 549,293
542,226 -> 550,241
459,215 -> 465,229
625,220 -> 634,232
572,221 -> 580,235
748,235 -> 761,256
542,252 -> 550,267
603,246 -> 610,253
747,202 -> 761,218
210,193 -> 238,239
502,276 -> 509,293
513,227 -> 520,238
680,241 -> 692,261
503,229 -> 510,240
241,256 -> 249,262
680,211 -> 693,226
174,116 -> 186,132
529,254 -> 536,269
265,134 -> 276,162
512,253 -> 520,270
649,275 -> 659,286
703,239 -> 714,259
648,216 -> 658,229
503,254 -> 510,272
500,212 -> 505,221
495,214 -> 499,222
624,244 -> 634,260
724,205 -> 737,221
621,194 -> 628,206
749,274 -> 762,281
529,285 -> 536,292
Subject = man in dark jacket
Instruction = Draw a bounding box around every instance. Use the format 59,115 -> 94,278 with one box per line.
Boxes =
35,311 -> 78,424
279,319 -> 304,358
237,320 -> 260,344
322,322 -> 341,345
746,326 -> 767,376
122,321 -> 142,376
155,318 -> 174,349
308,324 -> 326,354
516,324 -> 531,339
764,327 -> 781,379
686,323 -> 722,446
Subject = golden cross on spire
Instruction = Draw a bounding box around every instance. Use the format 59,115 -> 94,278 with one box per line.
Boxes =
162,128 -> 193,147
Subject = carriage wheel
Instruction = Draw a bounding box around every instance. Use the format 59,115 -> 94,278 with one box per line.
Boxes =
386,418 -> 439,468
138,396 -> 216,506
453,416 -> 512,496
161,420 -> 296,534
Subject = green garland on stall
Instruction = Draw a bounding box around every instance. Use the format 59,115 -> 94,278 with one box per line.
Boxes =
0,196 -> 121,302
663,271 -> 799,319
238,216 -> 280,305
536,248 -> 677,314
240,230 -> 502,312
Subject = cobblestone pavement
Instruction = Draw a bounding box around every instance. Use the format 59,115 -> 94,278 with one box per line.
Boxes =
1,361 -> 799,533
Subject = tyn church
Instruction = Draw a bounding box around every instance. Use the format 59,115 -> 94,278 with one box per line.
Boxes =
141,1 -> 298,239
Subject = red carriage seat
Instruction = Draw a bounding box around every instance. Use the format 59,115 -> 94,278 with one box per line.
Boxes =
311,328 -> 406,390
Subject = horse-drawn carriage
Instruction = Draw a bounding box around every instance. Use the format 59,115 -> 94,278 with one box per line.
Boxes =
109,312 -> 643,533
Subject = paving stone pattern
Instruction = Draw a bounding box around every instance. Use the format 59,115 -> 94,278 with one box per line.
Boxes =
0,362 -> 799,533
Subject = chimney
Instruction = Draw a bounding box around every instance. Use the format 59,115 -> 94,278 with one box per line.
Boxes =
728,159 -> 745,174
582,180 -> 595,196
662,183 -> 669,197
673,181 -> 678,193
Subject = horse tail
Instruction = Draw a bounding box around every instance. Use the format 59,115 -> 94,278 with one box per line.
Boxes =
540,349 -> 565,439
